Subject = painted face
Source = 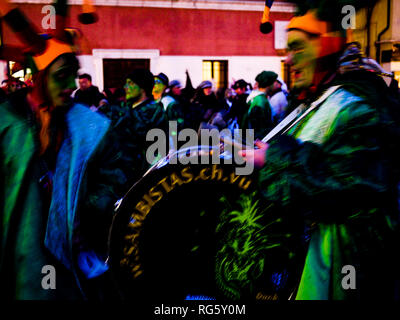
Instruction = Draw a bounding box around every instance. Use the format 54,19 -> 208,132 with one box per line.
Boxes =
286,30 -> 319,90
78,78 -> 91,90
124,78 -> 142,101
47,56 -> 78,108
152,77 -> 166,95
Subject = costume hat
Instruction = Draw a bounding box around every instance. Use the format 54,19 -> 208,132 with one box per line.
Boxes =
1,0 -> 98,72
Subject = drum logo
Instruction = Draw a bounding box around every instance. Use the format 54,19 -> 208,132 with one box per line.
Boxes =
119,165 -> 253,279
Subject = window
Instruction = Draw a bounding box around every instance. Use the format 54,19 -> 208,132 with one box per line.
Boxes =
394,71 -> 400,88
202,60 -> 228,89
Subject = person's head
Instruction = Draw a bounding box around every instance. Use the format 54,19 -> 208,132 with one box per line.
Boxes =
169,80 -> 182,96
232,79 -> 248,96
125,68 -> 155,103
268,78 -> 283,96
198,80 -> 213,96
32,53 -> 79,111
46,54 -> 79,109
272,79 -> 282,91
153,73 -> 169,96
283,3 -> 379,90
285,27 -> 323,90
7,77 -> 23,93
78,73 -> 92,91
255,71 -> 278,91
225,87 -> 235,101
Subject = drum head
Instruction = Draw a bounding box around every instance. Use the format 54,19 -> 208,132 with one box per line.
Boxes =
108,154 -> 306,301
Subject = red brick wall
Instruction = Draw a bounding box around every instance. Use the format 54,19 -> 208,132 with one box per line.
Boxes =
2,4 -> 293,56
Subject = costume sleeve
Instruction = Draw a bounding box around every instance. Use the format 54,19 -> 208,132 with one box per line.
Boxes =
258,99 -> 394,222
78,126 -> 132,254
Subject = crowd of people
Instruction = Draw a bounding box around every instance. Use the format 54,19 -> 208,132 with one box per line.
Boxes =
77,69 -> 289,142
1,0 -> 400,301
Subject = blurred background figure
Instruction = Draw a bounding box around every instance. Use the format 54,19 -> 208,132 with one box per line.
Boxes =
191,80 -> 224,131
1,77 -> 26,94
152,73 -> 186,141
168,79 -> 182,98
267,75 -> 289,125
152,72 -> 169,103
74,73 -> 106,110
243,71 -> 275,140
167,79 -> 194,131
225,79 -> 252,130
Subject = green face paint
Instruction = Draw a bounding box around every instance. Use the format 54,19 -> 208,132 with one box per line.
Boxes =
287,30 -> 319,90
125,78 -> 142,101
152,77 -> 166,95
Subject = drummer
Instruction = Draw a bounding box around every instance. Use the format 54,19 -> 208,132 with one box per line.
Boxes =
237,0 -> 400,299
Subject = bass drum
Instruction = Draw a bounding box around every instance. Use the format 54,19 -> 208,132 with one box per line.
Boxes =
107,146 -> 307,301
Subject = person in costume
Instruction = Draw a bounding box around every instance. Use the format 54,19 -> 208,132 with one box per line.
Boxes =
153,73 -> 186,133
221,0 -> 400,300
0,1 -> 129,299
111,69 -> 168,182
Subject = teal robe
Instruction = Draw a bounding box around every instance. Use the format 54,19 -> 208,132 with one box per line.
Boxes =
0,93 -> 128,299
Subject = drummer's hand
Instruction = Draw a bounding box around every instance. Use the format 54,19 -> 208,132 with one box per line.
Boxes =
238,140 -> 269,169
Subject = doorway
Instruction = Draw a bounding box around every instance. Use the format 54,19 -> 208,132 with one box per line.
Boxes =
103,58 -> 150,90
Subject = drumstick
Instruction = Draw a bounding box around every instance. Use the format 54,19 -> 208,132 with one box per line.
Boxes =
219,135 -> 250,150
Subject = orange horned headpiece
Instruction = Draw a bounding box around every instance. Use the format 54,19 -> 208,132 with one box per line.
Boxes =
0,0 -> 98,72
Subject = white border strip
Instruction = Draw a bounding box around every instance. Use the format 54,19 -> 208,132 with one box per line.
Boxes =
10,0 -> 296,13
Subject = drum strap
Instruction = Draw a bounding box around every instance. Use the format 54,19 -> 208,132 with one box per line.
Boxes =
262,85 -> 342,143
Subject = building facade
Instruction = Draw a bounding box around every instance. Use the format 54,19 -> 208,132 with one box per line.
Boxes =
2,0 -> 398,91
1,0 -> 295,90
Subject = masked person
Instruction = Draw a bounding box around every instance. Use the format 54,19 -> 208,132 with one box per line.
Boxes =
223,0 -> 400,300
113,69 -> 168,182
153,73 -> 185,133
0,3 -> 129,300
